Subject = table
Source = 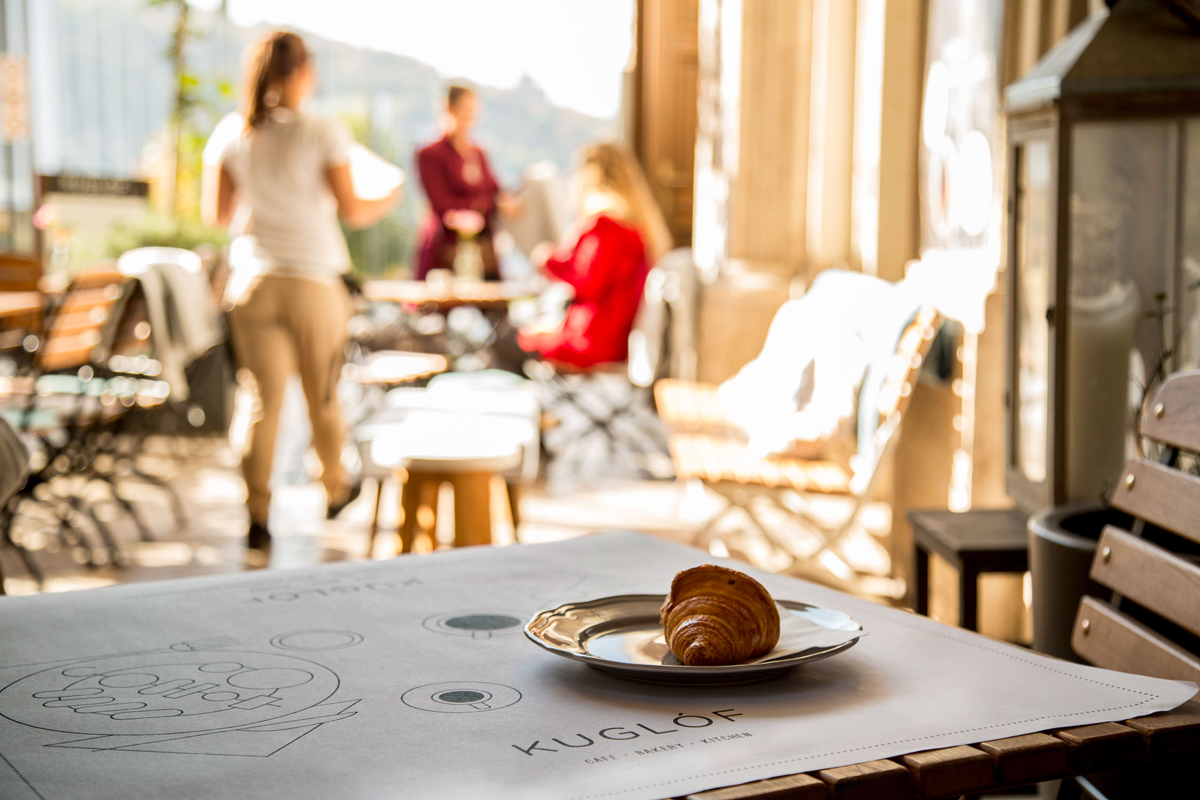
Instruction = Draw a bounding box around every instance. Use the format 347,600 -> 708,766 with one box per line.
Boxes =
0,290 -> 41,322
363,279 -> 530,311
343,350 -> 448,387
0,532 -> 1193,800
910,508 -> 1030,633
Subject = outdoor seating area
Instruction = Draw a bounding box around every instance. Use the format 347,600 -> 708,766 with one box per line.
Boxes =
2,1 -> 1200,799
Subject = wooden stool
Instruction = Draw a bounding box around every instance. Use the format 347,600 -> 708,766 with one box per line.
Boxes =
909,508 -> 1030,632
368,413 -> 524,555
399,468 -> 502,552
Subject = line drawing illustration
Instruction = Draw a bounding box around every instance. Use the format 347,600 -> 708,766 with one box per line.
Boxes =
401,682 -> 521,713
422,613 -> 524,639
0,640 -> 359,758
269,631 -> 364,652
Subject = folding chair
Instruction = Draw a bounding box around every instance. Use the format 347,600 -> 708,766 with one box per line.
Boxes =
1061,368 -> 1200,797
1,271 -> 171,576
527,257 -> 689,476
658,306 -> 942,593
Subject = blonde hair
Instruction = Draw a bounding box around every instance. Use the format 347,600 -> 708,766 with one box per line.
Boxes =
575,142 -> 672,264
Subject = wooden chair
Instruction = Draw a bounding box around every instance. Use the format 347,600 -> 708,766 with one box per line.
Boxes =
1053,369 -> 1200,797
0,271 -> 171,576
657,306 -> 942,593
0,254 -> 43,356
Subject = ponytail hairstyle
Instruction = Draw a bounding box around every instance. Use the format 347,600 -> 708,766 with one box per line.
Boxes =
576,142 -> 673,264
244,31 -> 309,131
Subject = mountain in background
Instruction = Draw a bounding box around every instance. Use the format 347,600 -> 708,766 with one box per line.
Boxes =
34,0 -> 617,273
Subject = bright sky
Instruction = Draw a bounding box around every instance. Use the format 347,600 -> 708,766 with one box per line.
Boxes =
191,0 -> 636,119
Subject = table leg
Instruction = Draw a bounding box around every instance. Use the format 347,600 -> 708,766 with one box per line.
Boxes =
915,544 -> 930,616
451,471 -> 494,548
959,564 -> 980,632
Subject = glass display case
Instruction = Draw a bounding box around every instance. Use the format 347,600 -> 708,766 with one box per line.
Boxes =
1004,0 -> 1200,511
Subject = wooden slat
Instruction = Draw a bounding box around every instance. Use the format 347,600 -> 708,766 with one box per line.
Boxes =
1140,370 -> 1200,453
1073,596 -> 1200,684
977,732 -> 1069,786
1110,458 -> 1200,546
1124,699 -> 1200,759
1091,526 -> 1200,638
683,773 -> 825,800
1053,721 -> 1144,774
900,745 -> 994,798
814,759 -> 910,800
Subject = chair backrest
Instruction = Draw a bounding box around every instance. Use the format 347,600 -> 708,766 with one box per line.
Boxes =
34,270 -> 136,374
1072,370 -> 1200,684
0,255 -> 40,292
850,305 -> 942,494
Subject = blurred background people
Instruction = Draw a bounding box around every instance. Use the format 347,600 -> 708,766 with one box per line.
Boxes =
415,85 -> 520,281
201,30 -> 400,552
492,141 -> 670,372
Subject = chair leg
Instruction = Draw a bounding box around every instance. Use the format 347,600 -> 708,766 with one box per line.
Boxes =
367,478 -> 384,558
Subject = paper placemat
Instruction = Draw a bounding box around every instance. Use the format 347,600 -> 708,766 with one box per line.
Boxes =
0,532 -> 1193,800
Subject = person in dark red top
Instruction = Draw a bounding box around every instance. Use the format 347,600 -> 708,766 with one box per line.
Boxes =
414,85 -> 518,280
493,142 -> 672,370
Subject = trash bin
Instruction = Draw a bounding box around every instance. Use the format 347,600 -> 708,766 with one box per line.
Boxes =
1027,505 -> 1133,662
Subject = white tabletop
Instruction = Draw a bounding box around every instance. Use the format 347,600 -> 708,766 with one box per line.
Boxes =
0,533 -> 1192,800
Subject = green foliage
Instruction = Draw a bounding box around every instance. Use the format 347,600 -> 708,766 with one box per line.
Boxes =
103,215 -> 228,259
338,113 -> 420,278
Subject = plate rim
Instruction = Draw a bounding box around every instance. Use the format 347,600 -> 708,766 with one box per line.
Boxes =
524,593 -> 864,675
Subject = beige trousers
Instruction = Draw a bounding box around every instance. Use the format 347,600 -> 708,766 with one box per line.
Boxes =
228,273 -> 351,525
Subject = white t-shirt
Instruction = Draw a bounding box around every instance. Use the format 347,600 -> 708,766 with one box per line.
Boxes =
210,109 -> 353,278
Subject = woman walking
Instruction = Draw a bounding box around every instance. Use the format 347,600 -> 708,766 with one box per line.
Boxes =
203,31 -> 399,552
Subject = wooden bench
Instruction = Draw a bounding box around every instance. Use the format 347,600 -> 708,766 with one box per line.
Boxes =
657,306 -> 942,593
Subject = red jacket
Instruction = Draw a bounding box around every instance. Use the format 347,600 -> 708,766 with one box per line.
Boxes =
519,214 -> 649,368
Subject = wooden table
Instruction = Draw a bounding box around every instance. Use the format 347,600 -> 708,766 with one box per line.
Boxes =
0,290 -> 41,322
678,700 -> 1200,799
343,350 -> 449,387
362,279 -> 530,311
909,508 -> 1030,633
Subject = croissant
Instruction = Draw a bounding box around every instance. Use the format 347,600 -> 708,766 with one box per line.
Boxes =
660,564 -> 781,666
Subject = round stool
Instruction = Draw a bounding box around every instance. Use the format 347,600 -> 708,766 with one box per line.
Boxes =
370,413 -> 524,554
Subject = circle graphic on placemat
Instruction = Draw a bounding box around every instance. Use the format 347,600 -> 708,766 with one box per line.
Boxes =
423,612 -> 523,639
0,651 -> 338,736
401,682 -> 521,713
270,630 -> 364,652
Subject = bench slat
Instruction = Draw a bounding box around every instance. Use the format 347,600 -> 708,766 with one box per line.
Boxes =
1125,699 -> 1200,759
1073,596 -> 1200,684
814,759 -> 910,799
683,773 -> 825,800
900,745 -> 994,798
1111,458 -> 1200,546
977,732 -> 1070,785
1090,525 -> 1200,638
1139,371 -> 1200,453
1053,721 -> 1144,774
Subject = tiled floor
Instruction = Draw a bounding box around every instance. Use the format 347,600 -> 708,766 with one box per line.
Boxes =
1,428 -> 895,599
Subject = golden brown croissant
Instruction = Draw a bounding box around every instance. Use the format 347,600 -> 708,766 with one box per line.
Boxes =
660,564 -> 781,666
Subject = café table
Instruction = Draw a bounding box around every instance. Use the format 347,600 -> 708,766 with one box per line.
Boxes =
362,278 -> 532,312
0,532 -> 1194,800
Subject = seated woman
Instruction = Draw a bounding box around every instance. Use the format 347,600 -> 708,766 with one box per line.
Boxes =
414,85 -> 519,281
494,142 -> 672,371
